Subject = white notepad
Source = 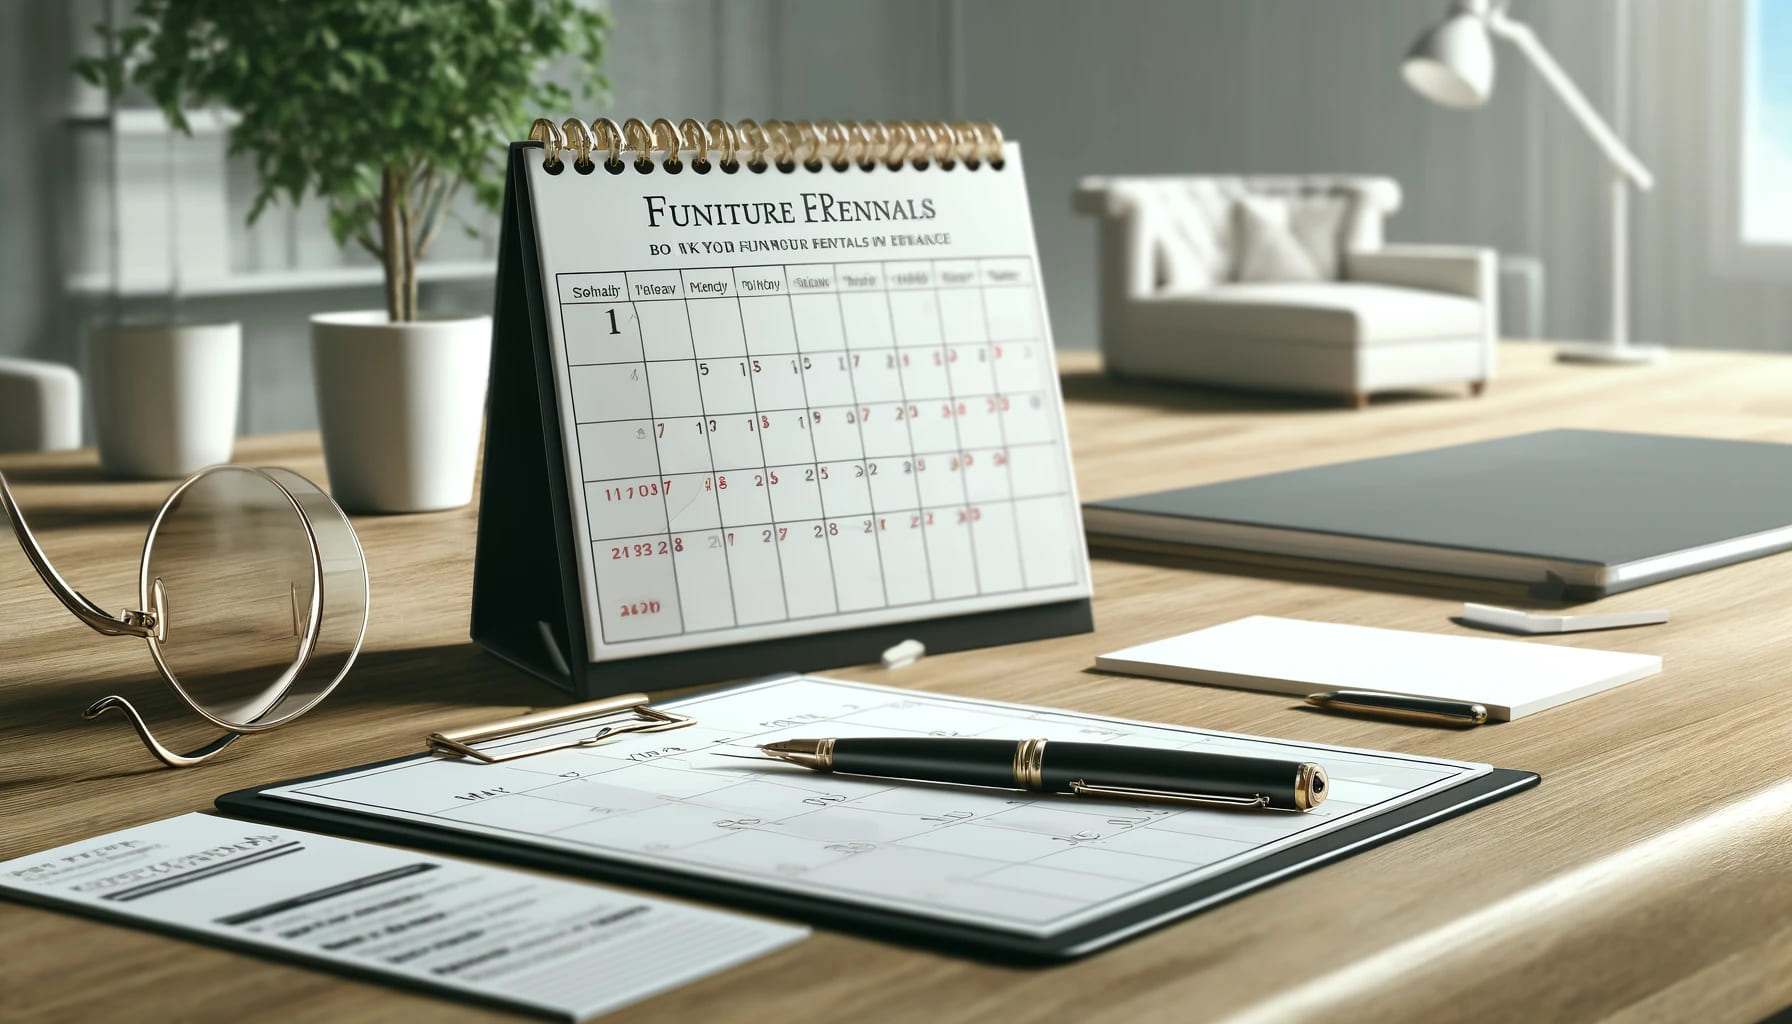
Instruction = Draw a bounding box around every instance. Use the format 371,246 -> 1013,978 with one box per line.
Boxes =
1096,616 -> 1663,720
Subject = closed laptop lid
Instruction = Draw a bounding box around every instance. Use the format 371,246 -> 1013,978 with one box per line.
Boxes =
1087,429 -> 1792,568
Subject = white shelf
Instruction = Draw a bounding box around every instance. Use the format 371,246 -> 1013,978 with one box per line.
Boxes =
67,259 -> 496,298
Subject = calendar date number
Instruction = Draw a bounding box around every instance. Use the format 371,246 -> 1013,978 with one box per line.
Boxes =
610,537 -> 685,559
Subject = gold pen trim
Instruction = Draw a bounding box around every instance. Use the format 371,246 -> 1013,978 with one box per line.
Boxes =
1013,738 -> 1047,791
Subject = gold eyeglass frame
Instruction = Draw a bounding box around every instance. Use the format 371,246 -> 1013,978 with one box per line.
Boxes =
0,465 -> 369,768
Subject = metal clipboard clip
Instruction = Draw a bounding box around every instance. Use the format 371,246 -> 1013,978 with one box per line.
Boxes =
427,693 -> 696,764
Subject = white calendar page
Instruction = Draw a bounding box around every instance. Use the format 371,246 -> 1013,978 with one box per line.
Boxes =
266,676 -> 1491,940
523,145 -> 1090,661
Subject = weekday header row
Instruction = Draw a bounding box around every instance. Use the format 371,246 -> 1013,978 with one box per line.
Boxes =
558,258 -> 1035,304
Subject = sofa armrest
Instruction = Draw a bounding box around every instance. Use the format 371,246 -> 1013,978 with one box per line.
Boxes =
0,357 -> 82,453
1345,244 -> 1499,382
1344,244 -> 1496,302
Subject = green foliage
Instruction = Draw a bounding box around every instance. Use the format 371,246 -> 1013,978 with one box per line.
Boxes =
76,0 -> 608,320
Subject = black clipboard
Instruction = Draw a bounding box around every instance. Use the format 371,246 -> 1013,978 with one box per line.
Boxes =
469,142 -> 1094,701
217,678 -> 1539,962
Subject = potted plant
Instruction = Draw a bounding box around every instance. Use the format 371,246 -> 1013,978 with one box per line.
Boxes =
78,0 -> 608,511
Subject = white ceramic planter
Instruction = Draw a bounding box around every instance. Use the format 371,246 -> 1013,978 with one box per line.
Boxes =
88,321 -> 242,479
310,311 -> 491,514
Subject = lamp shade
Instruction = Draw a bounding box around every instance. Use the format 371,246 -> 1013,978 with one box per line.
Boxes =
1402,11 -> 1495,108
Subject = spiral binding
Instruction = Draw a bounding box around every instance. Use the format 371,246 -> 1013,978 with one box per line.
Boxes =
526,117 -> 1006,175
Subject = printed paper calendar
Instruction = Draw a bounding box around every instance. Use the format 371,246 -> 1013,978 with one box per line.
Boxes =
472,119 -> 1094,694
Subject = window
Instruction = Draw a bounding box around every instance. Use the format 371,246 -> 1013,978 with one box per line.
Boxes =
1742,0 -> 1792,244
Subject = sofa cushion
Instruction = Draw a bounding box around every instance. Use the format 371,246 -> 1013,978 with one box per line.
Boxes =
1233,195 -> 1345,283
1134,282 -> 1483,346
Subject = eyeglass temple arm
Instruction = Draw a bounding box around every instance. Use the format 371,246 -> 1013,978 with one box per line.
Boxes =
84,695 -> 240,768
0,470 -> 157,639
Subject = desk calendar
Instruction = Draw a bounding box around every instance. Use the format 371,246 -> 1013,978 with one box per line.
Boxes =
222,675 -> 1539,960
472,119 -> 1094,696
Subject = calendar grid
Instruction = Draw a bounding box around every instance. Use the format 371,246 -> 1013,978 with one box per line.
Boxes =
925,271 -> 982,596
776,277 -> 844,615
876,275 -> 939,607
555,256 -> 1081,647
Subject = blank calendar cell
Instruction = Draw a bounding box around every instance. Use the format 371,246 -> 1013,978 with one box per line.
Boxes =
936,289 -> 988,344
687,298 -> 747,358
953,399 -> 1006,450
563,303 -> 644,364
801,354 -> 858,407
962,450 -> 1014,503
725,531 -> 787,625
859,403 -> 915,457
815,463 -> 873,517
982,287 -> 1043,341
778,523 -> 839,619
789,293 -> 846,352
897,348 -> 952,400
839,291 -> 896,349
997,393 -> 1056,446
765,468 -> 824,522
921,510 -> 980,599
828,521 -> 888,611
913,456 -> 964,507
637,300 -> 696,361
665,474 -> 724,532
646,359 -> 704,417
592,536 -> 683,641
707,417 -> 766,470
577,420 -> 662,481
671,531 -> 736,632
849,354 -> 906,403
875,517 -> 932,605
585,478 -> 669,540
887,291 -> 943,347
758,415 -> 818,466
697,359 -> 758,413
1012,496 -> 1080,587
715,470 -> 773,527
740,296 -> 799,355
652,417 -> 715,475
809,410 -> 865,462
1006,443 -> 1068,498
946,344 -> 997,396
905,403 -> 959,454
970,504 -> 1025,593
993,340 -> 1048,392
748,357 -> 809,411
865,457 -> 919,511
570,362 -> 650,423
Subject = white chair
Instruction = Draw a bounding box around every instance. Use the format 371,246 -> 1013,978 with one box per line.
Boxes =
0,357 -> 82,453
1074,175 -> 1497,407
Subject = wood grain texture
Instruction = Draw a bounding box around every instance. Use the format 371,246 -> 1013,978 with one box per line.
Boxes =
5,343 -> 1792,1023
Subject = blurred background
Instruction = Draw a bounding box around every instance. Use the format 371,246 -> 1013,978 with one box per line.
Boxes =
1,0 -> 1784,436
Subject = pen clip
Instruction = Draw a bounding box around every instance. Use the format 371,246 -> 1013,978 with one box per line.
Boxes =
1067,780 -> 1271,809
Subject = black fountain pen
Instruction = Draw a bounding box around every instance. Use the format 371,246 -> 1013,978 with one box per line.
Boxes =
755,737 -> 1328,811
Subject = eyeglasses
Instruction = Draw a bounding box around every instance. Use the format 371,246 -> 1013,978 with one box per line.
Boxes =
0,465 -> 369,767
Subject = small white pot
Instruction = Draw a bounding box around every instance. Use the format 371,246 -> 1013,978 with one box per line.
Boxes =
88,321 -> 242,479
310,311 -> 491,514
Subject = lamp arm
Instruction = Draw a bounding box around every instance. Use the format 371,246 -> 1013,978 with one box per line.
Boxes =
1488,10 -> 1655,190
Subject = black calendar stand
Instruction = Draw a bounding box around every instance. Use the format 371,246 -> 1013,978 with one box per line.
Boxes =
471,143 -> 1093,699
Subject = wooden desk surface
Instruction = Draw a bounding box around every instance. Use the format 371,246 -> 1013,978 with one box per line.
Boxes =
6,343 -> 1792,1023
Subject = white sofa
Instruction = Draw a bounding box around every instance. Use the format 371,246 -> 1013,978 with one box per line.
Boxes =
0,357 -> 82,453
1074,176 -> 1497,407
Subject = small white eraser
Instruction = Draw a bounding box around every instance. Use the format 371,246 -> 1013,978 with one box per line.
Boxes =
881,638 -> 925,670
1461,602 -> 1670,635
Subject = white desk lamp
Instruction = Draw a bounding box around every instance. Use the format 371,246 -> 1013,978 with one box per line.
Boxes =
1403,0 -> 1665,364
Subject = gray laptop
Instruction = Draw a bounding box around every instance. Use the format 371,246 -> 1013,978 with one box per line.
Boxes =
1082,429 -> 1792,600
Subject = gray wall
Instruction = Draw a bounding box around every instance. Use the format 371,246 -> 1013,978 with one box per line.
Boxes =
1,0 -> 1786,437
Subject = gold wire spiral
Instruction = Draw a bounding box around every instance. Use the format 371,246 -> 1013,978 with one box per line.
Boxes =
527,118 -> 1003,173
